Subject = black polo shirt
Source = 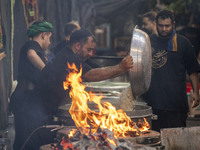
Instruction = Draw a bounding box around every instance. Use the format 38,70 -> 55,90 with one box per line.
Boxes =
38,46 -> 92,114
18,40 -> 47,84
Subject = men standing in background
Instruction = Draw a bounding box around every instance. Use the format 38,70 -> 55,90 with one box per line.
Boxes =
142,11 -> 157,36
142,10 -> 200,132
53,21 -> 81,55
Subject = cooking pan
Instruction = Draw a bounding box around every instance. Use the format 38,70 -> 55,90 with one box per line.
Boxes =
129,26 -> 152,98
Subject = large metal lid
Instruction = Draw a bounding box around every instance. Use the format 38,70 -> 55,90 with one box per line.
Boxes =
129,27 -> 152,98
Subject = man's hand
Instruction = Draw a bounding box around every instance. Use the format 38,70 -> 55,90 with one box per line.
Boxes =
191,92 -> 200,108
119,55 -> 134,71
189,73 -> 199,108
83,55 -> 133,82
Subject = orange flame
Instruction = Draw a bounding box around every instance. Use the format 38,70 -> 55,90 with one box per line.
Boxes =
63,63 -> 150,138
68,129 -> 77,138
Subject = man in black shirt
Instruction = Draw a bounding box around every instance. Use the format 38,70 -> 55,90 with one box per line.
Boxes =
53,21 -> 99,68
39,29 -> 134,115
142,10 -> 200,132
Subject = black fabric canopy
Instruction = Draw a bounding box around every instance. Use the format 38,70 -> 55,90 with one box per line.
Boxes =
0,0 -> 12,129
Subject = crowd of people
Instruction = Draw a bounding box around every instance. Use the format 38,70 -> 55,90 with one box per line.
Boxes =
9,9 -> 200,150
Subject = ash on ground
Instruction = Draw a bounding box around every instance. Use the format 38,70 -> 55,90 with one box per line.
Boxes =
50,128 -> 156,150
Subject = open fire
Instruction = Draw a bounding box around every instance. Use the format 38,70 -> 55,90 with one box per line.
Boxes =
51,127 -> 156,150
52,63 -> 151,149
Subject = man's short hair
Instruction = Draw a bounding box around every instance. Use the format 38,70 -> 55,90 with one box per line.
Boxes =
69,29 -> 94,46
143,11 -> 157,22
64,21 -> 80,36
156,10 -> 175,23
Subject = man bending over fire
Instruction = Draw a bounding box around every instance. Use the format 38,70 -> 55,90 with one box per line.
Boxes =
39,29 -> 133,115
14,29 -> 133,150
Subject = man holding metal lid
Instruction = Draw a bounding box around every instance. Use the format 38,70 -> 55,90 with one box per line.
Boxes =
142,10 -> 200,132
10,20 -> 53,150
38,29 -> 134,117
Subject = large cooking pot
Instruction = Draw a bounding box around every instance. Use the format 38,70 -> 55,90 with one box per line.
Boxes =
89,56 -> 123,67
129,26 -> 152,98
58,104 -> 154,129
89,56 -> 129,82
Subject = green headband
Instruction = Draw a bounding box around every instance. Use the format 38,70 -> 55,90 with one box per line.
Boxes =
26,21 -> 53,37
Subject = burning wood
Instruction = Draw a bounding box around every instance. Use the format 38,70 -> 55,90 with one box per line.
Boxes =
63,63 -> 150,139
51,128 -> 154,150
52,128 -> 113,150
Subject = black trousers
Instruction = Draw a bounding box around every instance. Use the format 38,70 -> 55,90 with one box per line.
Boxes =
10,90 -> 57,150
152,109 -> 188,132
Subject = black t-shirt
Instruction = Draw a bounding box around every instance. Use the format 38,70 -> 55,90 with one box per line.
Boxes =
142,34 -> 200,111
18,40 -> 47,84
38,46 -> 92,114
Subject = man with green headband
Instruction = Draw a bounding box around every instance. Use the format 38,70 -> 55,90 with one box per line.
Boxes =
26,21 -> 53,38
10,21 -> 54,150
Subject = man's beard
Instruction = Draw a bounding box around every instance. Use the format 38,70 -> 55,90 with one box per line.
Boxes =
157,28 -> 173,38
141,28 -> 152,35
76,50 -> 89,61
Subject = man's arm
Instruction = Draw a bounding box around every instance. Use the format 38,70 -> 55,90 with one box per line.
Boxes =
189,72 -> 200,108
83,55 -> 133,82
27,49 -> 45,71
